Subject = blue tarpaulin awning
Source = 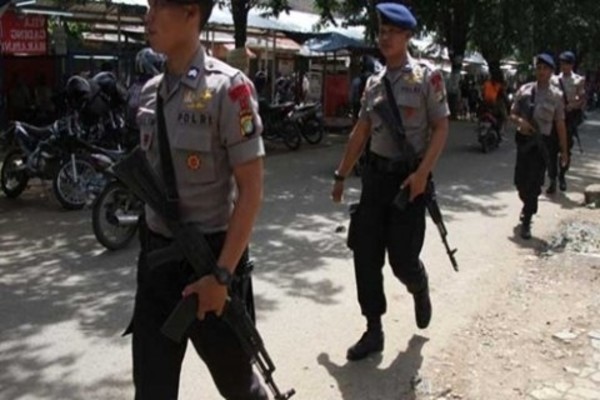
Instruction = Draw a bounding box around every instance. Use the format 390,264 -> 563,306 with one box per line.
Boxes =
302,32 -> 369,53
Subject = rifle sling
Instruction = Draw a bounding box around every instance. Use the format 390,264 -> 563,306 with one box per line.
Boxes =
154,87 -> 216,268
156,91 -> 179,218
382,76 -> 411,153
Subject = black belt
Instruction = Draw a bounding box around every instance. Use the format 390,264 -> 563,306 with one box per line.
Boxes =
367,152 -> 416,175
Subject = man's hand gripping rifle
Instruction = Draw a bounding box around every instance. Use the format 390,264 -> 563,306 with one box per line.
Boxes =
112,148 -> 295,400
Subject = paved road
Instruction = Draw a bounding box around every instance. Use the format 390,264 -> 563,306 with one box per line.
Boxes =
1,115 -> 599,400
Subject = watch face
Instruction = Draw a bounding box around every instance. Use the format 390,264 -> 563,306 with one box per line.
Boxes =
215,267 -> 232,285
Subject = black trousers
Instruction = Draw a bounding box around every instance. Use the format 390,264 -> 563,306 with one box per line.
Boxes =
514,133 -> 547,216
546,112 -> 578,181
128,221 -> 267,400
347,163 -> 428,318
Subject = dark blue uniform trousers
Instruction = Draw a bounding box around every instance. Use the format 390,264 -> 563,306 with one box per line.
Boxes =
128,221 -> 267,400
514,132 -> 547,216
347,164 -> 429,318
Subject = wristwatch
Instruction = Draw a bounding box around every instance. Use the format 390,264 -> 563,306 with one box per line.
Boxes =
334,170 -> 345,182
212,266 -> 233,286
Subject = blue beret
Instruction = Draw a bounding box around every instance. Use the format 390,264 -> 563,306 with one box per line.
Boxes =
376,2 -> 417,30
536,53 -> 555,69
559,51 -> 575,64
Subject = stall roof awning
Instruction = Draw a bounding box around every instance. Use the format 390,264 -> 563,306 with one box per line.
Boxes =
301,32 -> 369,53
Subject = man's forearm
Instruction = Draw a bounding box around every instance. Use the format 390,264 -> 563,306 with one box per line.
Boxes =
335,119 -> 371,177
417,118 -> 449,176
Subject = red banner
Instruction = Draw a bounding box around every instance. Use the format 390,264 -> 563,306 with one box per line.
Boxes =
0,10 -> 47,55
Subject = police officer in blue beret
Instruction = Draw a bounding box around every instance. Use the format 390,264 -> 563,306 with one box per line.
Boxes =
509,54 -> 568,239
332,2 -> 450,360
546,51 -> 586,193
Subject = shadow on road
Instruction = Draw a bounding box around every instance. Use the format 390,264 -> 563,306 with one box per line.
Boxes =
317,335 -> 429,400
0,190 -> 136,399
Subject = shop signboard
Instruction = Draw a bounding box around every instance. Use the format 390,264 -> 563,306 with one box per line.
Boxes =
0,10 -> 48,55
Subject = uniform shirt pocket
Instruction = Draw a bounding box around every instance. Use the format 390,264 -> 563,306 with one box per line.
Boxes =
536,102 -> 555,123
397,94 -> 422,128
171,128 -> 216,184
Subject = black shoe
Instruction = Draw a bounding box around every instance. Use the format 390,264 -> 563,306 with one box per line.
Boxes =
413,288 -> 432,329
520,215 -> 532,240
546,180 -> 557,194
346,330 -> 384,361
559,177 -> 567,192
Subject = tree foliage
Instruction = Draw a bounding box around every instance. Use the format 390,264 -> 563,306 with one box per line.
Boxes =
312,0 -> 600,72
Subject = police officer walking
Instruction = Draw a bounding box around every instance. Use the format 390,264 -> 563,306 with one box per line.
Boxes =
331,3 -> 449,361
547,51 -> 586,193
128,0 -> 268,399
509,54 -> 569,239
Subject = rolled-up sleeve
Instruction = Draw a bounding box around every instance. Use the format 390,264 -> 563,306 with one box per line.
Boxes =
219,73 -> 265,167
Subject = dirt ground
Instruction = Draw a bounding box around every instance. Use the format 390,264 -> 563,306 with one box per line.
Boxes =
424,210 -> 600,400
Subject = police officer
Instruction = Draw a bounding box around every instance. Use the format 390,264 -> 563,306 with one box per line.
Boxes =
547,51 -> 586,193
331,3 -> 449,361
509,54 -> 568,239
130,0 -> 267,398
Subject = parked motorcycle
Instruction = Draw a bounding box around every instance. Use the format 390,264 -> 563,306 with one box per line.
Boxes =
91,175 -> 142,251
80,139 -> 141,250
476,111 -> 501,153
0,116 -> 97,209
259,100 -> 302,150
290,102 -> 324,145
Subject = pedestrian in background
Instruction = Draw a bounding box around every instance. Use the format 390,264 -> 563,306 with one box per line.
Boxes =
547,51 -> 586,193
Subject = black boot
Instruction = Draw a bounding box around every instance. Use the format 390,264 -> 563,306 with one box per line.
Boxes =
559,176 -> 567,192
546,180 -> 556,194
520,214 -> 532,240
346,330 -> 384,361
413,287 -> 432,329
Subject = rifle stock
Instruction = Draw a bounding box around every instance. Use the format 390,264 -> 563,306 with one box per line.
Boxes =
112,148 -> 295,400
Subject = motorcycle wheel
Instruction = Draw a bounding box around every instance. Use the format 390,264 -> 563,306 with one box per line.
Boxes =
301,118 -> 324,145
92,181 -> 140,251
52,157 -> 96,210
282,123 -> 301,150
1,149 -> 29,198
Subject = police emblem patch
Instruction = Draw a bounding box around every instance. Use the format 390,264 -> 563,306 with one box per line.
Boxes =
186,153 -> 201,170
240,110 -> 255,137
187,67 -> 200,80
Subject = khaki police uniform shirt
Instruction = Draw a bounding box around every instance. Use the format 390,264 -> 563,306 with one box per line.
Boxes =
358,56 -> 450,158
511,82 -> 565,136
137,47 -> 265,236
551,72 -> 585,109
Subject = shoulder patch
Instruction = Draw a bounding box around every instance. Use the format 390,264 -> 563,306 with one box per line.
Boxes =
429,70 -> 444,92
228,83 -> 252,102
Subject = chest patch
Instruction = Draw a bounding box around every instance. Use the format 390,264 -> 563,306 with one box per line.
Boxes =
183,88 -> 214,110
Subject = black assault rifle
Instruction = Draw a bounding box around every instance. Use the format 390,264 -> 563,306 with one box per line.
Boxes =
112,148 -> 295,400
373,77 -> 458,271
